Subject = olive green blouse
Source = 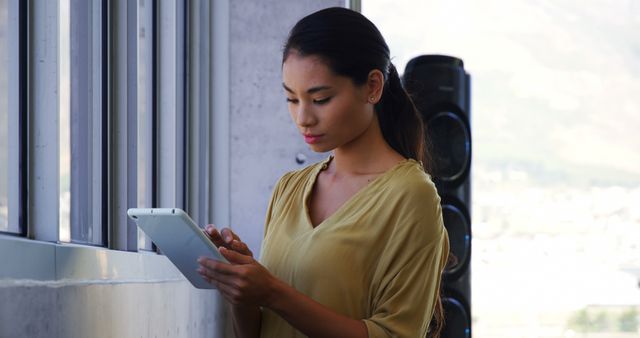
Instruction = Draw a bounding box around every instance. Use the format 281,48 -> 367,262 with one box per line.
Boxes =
259,156 -> 449,338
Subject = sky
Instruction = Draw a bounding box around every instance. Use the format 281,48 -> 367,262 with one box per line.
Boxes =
363,0 -> 640,187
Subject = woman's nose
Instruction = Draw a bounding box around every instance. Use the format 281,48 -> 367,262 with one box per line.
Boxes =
296,103 -> 316,127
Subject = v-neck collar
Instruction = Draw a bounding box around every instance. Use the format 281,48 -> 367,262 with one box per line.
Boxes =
303,156 -> 414,230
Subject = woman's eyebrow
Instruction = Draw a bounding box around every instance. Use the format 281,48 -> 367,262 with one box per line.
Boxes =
282,83 -> 332,94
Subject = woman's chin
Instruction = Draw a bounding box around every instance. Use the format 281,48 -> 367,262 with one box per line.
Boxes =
307,144 -> 334,153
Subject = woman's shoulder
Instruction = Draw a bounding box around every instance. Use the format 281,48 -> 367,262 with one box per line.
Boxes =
380,160 -> 445,239
388,159 -> 440,203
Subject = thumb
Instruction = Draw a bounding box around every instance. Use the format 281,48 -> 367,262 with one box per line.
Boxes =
220,247 -> 253,265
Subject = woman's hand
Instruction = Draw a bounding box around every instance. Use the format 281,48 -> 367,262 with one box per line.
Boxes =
197,248 -> 279,307
202,226 -> 263,338
203,224 -> 253,257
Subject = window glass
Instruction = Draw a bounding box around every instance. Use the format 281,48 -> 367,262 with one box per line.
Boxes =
64,0 -> 105,245
137,0 -> 154,250
364,1 -> 640,336
0,0 -> 9,232
0,0 -> 21,235
59,0 -> 71,241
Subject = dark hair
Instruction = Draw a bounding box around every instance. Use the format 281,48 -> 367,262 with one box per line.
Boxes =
283,7 -> 443,337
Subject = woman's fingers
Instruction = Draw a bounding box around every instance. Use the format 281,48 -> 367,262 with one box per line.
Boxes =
220,228 -> 240,245
231,240 -> 253,257
220,247 -> 254,265
204,225 -> 242,250
208,226 -> 253,258
197,257 -> 250,305
204,224 -> 230,249
198,262 -> 238,285
197,255 -> 275,307
198,257 -> 237,276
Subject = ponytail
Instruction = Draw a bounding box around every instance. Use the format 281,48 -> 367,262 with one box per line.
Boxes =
378,64 -> 443,338
376,63 -> 433,175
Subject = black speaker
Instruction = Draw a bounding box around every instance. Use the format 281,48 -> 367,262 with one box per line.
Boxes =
403,55 -> 472,338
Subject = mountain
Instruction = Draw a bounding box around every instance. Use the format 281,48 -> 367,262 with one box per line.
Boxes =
365,0 -> 640,187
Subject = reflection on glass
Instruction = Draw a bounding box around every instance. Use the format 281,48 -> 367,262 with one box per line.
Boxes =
0,0 -> 8,231
59,0 -> 70,242
137,0 -> 153,250
67,0 -> 104,245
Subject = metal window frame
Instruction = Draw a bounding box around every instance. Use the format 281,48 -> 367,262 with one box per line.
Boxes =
18,0 -> 28,237
108,0 -> 139,251
68,0 -> 82,241
29,0 -> 61,242
184,0 -> 233,234
185,0 -> 212,227
3,0 -> 189,253
179,0 -> 187,211
101,0 -> 109,248
136,0 -> 156,252
107,0 -> 169,252
68,0 -> 107,247
157,0 -> 185,212
151,0 -> 158,208
1,0 -> 204,261
150,0 -> 158,252
211,0 -> 230,228
150,0 -> 188,255
3,0 -> 28,237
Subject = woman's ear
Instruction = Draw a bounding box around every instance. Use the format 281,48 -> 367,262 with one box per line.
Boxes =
366,69 -> 385,104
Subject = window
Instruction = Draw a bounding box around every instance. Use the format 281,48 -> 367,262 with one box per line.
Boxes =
156,0 -> 186,215
0,0 -> 21,235
1,0 -> 196,254
60,0 -> 160,249
364,1 -> 640,337
136,0 -> 154,250
58,0 -> 107,245
0,0 -> 9,232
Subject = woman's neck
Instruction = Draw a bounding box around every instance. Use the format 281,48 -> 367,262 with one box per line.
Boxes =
329,117 -> 405,177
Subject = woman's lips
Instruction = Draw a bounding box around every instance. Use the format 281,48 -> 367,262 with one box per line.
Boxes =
303,134 -> 323,144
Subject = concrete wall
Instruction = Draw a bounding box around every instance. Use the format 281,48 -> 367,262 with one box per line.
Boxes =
0,1 -> 342,337
0,281 -> 222,338
0,238 -> 225,338
229,0 -> 342,256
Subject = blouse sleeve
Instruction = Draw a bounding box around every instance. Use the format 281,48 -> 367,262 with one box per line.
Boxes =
262,171 -> 293,239
363,218 -> 450,338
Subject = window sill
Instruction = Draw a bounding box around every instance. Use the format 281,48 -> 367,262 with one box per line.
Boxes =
0,235 -> 183,285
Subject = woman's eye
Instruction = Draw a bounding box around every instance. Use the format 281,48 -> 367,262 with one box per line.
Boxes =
313,97 -> 332,105
286,98 -> 299,104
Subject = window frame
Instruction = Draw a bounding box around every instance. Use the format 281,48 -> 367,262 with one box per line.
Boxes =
157,0 -> 187,213
18,0 -> 27,237
66,0 -> 109,247
185,0 -> 212,227
0,0 -> 201,253
1,0 -> 29,237
135,0 -> 156,252
0,0 -> 244,307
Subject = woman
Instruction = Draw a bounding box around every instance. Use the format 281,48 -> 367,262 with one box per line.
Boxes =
197,7 -> 449,338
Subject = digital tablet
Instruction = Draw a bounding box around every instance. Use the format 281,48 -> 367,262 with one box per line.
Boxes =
127,208 -> 228,289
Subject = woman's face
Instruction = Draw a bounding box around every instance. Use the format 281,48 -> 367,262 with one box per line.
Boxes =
282,52 -> 376,153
